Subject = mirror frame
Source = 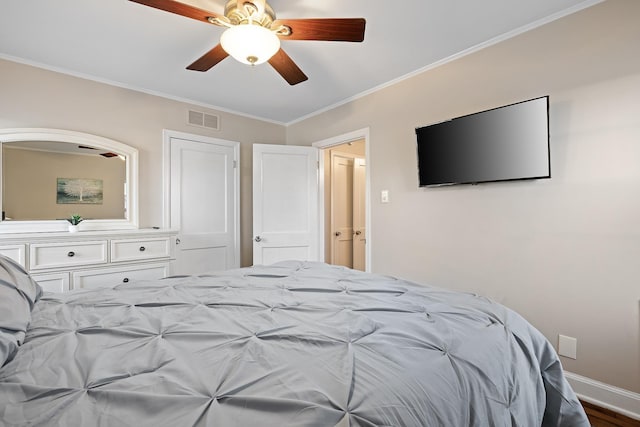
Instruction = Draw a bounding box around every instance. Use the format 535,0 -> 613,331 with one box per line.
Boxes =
0,128 -> 139,233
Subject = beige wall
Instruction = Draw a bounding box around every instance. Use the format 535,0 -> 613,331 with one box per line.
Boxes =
287,1 -> 640,393
3,148 -> 125,220
0,58 -> 287,266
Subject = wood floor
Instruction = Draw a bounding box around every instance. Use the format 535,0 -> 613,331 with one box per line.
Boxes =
581,400 -> 640,427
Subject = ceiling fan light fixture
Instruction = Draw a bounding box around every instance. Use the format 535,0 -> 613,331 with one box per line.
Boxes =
220,24 -> 280,65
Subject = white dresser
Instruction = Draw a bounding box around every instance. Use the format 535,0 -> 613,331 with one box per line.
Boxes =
0,229 -> 178,293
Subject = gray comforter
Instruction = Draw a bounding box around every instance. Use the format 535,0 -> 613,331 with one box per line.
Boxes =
0,261 -> 588,426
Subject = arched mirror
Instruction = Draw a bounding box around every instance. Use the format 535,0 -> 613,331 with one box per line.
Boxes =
0,128 -> 138,233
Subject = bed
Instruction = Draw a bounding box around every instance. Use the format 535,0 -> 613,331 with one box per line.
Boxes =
0,256 -> 589,426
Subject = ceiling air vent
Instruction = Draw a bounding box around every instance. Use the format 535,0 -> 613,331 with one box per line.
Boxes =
187,110 -> 220,131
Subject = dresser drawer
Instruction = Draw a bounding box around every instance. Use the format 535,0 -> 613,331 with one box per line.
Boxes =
31,272 -> 70,293
0,244 -> 26,268
30,240 -> 108,270
72,263 -> 170,290
111,237 -> 171,262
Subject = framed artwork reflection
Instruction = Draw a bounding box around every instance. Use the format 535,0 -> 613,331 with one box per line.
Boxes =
57,178 -> 103,204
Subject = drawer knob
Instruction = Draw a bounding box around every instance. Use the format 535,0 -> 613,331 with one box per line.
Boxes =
139,246 -> 146,252
67,251 -> 75,257
123,278 -> 129,283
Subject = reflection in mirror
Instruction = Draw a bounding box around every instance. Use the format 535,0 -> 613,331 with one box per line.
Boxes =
2,141 -> 127,221
0,128 -> 138,233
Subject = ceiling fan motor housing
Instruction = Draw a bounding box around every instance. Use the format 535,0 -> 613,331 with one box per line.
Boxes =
224,0 -> 276,28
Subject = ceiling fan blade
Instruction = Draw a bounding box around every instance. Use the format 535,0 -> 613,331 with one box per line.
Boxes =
268,49 -> 308,86
129,0 -> 224,25
273,18 -> 366,42
187,44 -> 229,71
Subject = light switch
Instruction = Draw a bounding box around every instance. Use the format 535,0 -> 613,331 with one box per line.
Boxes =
381,190 -> 389,203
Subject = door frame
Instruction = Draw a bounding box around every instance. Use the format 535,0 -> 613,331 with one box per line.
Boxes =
312,128 -> 371,272
162,129 -> 241,267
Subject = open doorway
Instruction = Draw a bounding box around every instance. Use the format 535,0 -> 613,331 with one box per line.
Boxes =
322,140 -> 366,271
313,128 -> 371,272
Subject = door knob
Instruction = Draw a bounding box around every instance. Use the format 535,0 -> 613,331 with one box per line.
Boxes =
255,236 -> 262,242
354,230 -> 362,236
175,238 -> 181,245
334,231 -> 341,237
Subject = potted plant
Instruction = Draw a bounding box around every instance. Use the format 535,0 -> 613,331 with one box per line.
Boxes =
66,214 -> 83,232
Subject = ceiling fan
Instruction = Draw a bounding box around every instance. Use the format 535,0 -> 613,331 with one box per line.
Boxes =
129,0 -> 366,85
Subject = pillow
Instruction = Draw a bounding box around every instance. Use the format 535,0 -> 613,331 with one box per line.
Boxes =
0,254 -> 42,366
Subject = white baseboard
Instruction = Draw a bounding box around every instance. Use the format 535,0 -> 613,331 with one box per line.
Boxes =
565,371 -> 640,420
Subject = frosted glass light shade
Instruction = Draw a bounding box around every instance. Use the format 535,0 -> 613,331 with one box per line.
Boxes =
220,24 -> 281,65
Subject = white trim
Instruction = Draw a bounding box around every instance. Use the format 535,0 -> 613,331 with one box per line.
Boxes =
162,129 -> 241,268
286,0 -> 605,126
564,371 -> 640,420
0,128 -> 139,233
312,128 -> 371,272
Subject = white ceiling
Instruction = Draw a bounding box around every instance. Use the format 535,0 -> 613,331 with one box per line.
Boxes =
0,0 -> 600,124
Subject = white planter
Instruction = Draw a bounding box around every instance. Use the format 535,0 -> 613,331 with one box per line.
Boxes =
68,224 -> 79,233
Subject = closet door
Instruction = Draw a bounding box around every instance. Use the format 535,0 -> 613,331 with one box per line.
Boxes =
330,153 -> 354,268
167,132 -> 240,275
329,153 -> 366,271
352,158 -> 366,271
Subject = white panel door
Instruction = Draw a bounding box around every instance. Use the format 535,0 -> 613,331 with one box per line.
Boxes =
169,135 -> 239,274
252,144 -> 319,265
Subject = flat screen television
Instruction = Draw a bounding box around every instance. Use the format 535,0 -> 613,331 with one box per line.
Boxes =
415,96 -> 550,187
